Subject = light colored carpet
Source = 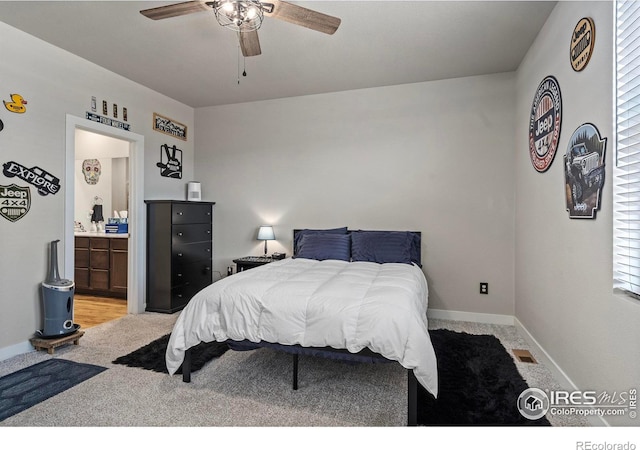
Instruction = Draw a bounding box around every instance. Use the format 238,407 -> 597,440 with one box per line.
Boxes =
0,313 -> 589,427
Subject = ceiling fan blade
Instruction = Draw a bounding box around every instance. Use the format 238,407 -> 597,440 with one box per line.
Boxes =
239,29 -> 262,57
140,1 -> 211,20
264,0 -> 341,35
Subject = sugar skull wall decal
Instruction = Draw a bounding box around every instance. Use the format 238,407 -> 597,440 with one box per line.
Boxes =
82,159 -> 102,185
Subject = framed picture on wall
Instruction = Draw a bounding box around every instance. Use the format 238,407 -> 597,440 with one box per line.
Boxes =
153,113 -> 187,141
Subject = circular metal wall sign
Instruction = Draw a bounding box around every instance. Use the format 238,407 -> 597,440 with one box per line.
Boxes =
570,17 -> 595,72
529,76 -> 562,173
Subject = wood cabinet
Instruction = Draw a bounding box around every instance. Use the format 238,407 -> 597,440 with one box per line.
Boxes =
145,200 -> 215,313
74,236 -> 128,298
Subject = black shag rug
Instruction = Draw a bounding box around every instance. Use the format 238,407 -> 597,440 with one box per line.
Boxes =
419,329 -> 550,426
113,329 -> 550,426
112,334 -> 228,374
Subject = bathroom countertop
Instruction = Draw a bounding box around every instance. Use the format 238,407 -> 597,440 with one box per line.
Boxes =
74,231 -> 129,238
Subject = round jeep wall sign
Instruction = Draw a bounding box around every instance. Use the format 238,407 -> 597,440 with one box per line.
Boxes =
570,17 -> 595,72
529,75 -> 562,173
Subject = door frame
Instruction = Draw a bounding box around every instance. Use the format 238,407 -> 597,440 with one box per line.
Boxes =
64,114 -> 146,314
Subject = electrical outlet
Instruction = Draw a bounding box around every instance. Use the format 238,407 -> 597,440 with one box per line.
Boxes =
480,282 -> 488,294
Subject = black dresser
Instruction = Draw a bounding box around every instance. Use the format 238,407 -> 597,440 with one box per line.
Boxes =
145,200 -> 215,313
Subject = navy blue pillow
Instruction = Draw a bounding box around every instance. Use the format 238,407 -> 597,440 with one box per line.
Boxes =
293,227 -> 348,255
296,233 -> 351,261
350,231 -> 414,264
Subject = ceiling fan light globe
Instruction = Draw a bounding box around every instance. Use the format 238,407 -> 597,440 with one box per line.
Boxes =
221,1 -> 234,13
246,7 -> 258,20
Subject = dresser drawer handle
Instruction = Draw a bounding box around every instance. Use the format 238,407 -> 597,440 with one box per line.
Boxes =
206,249 -> 211,253
177,294 -> 183,298
177,212 -> 183,216
177,273 -> 182,277
177,253 -> 183,257
207,230 -> 211,234
177,232 -> 183,236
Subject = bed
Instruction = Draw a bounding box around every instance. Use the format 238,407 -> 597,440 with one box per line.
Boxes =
165,228 -> 438,426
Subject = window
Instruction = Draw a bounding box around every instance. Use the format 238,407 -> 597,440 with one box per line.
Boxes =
614,0 -> 640,297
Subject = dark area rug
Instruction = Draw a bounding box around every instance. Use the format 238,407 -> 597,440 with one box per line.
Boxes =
112,329 -> 550,426
112,334 -> 228,374
0,359 -> 107,422
419,329 -> 550,426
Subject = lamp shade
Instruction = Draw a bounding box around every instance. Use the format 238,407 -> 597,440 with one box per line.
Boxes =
257,226 -> 275,241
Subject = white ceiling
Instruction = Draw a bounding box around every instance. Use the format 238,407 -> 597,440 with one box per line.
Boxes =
0,1 -> 556,108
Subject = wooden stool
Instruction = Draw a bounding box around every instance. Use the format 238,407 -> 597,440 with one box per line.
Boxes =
30,331 -> 85,355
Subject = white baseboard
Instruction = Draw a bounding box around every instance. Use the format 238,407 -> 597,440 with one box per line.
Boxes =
514,318 -> 608,427
0,340 -> 34,362
427,308 -> 515,325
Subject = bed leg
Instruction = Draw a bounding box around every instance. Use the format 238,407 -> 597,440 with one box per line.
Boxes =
407,370 -> 418,426
293,353 -> 299,390
182,348 -> 192,383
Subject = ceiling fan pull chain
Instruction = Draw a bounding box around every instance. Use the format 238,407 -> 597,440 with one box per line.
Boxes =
243,56 -> 247,78
237,36 -> 241,84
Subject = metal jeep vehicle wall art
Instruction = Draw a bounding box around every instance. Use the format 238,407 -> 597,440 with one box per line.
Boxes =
564,123 -> 607,219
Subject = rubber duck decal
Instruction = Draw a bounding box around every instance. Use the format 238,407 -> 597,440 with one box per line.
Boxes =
4,94 -> 28,114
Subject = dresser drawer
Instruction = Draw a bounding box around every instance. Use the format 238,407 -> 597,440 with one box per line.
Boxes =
171,203 -> 212,224
173,242 -> 212,262
172,261 -> 212,286
170,275 -> 210,309
172,224 -> 212,245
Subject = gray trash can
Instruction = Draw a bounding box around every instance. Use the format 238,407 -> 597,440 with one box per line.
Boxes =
38,240 -> 77,337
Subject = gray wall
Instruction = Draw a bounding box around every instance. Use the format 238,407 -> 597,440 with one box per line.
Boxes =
0,22 -> 194,357
515,2 -> 640,426
194,73 -> 517,315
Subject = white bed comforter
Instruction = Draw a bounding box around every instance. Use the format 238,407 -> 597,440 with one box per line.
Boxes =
165,258 -> 438,397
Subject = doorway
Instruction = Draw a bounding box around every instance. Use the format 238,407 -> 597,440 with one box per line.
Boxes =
64,114 -> 145,315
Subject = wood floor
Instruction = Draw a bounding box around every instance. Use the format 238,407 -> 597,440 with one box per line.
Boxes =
74,294 -> 127,329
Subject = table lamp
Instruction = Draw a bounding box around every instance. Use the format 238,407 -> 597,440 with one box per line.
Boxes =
258,225 -> 276,257
257,225 -> 275,256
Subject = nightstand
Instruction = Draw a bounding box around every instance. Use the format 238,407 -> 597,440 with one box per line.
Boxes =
233,256 -> 273,272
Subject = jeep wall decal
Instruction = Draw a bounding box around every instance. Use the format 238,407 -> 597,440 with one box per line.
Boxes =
529,76 -> 562,173
2,161 -> 61,196
564,123 -> 606,219
0,184 -> 31,222
570,17 -> 595,72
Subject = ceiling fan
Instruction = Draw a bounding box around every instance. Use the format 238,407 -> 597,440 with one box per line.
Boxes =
140,0 -> 341,57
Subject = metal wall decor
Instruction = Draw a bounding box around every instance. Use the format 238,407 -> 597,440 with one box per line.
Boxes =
2,161 -> 61,196
564,123 -> 606,219
3,93 -> 27,114
86,112 -> 131,131
529,75 -> 563,173
153,113 -> 187,141
570,17 -> 595,72
157,144 -> 183,179
0,184 -> 30,222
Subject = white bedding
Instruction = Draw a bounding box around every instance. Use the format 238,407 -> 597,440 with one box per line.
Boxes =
165,258 -> 438,397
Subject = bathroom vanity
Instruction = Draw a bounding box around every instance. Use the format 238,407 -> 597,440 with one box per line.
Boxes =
74,233 -> 128,298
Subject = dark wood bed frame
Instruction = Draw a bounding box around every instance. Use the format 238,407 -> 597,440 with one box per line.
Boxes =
179,229 -> 426,426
